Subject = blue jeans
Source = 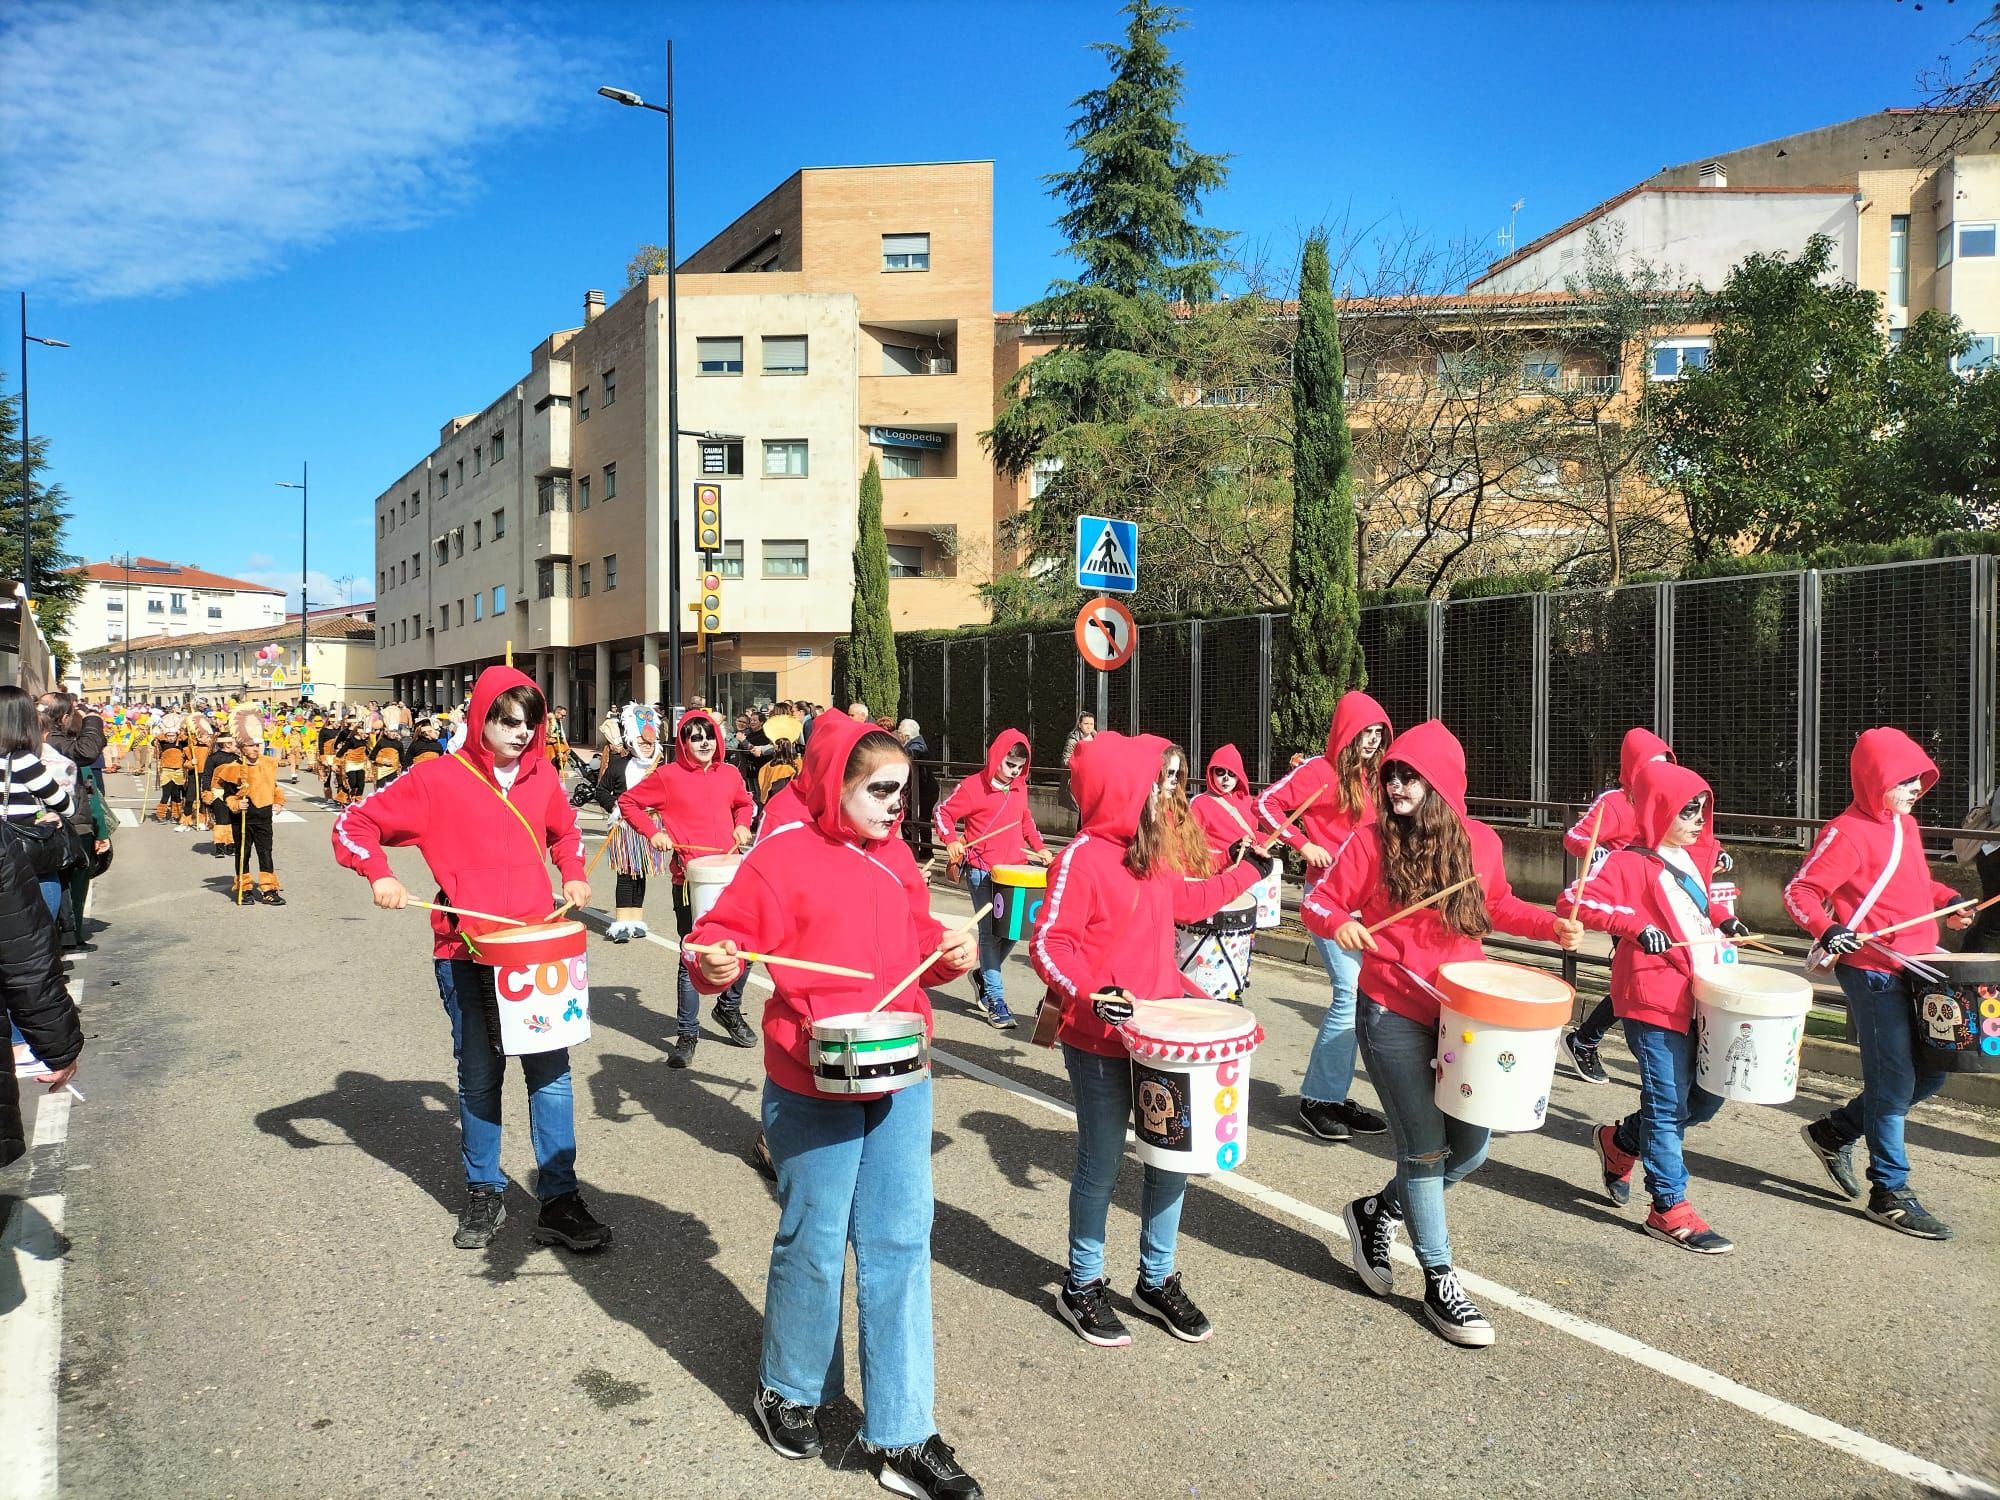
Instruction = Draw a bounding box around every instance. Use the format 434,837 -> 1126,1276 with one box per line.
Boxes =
760,1078 -> 935,1448
434,960 -> 578,1201
963,867 -> 1015,1008
1573,994 -> 1617,1049
673,883 -> 746,1037
1612,1019 -> 1725,1211
1063,1044 -> 1185,1289
1356,999 -> 1489,1269
38,876 -> 62,922
1826,966 -> 1946,1192
1301,935 -> 1360,1103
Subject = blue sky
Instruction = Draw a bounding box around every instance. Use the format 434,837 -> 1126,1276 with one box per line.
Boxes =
3,0 -> 1987,613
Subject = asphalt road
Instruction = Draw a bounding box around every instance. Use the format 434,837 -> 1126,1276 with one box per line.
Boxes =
6,770 -> 1997,1500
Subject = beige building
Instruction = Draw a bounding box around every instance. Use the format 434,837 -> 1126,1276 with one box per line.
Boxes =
77,616 -> 385,706
372,160 -> 1000,721
65,557 -> 287,652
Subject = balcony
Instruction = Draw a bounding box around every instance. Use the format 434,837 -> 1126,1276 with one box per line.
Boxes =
535,505 -> 571,558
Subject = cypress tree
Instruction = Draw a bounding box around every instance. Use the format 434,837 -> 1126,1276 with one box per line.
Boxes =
1273,233 -> 1365,753
847,458 -> 899,718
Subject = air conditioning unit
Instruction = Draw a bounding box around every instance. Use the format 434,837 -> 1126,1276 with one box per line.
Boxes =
927,357 -> 954,375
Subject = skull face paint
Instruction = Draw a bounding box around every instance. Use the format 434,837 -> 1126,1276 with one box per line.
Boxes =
843,761 -> 910,840
1884,775 -> 1925,817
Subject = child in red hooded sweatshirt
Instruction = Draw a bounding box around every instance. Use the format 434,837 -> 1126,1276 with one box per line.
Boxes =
1565,758 -> 1751,1254
617,708 -> 756,1066
1188,743 -> 1260,863
1032,732 -> 1273,1350
684,714 -> 986,1497
1257,690 -> 1393,1142
1302,721 -> 1581,1347
1788,726 -> 1972,1240
332,667 -> 605,1254
933,727 -> 1050,1031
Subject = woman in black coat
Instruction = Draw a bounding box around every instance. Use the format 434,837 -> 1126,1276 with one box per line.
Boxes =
2,834 -> 83,1167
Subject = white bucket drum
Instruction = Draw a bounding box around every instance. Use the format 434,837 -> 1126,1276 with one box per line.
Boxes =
1118,997 -> 1265,1174
467,919 -> 591,1056
685,853 -> 742,922
1174,893 -> 1257,1002
809,1012 -> 930,1095
1692,965 -> 1811,1104
1249,866 -> 1283,930
1434,960 -> 1575,1132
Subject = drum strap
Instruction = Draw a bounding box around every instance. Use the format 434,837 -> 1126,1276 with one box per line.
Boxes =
449,753 -> 546,866
1629,848 -> 1712,919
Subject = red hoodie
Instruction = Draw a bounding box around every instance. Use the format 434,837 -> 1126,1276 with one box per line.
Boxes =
1031,732 -> 1262,1058
1256,690 -> 1392,885
933,728 -> 1045,871
684,712 -> 953,1098
1563,728 -> 1674,856
332,666 -> 586,960
1190,744 -> 1259,865
615,709 -> 755,879
1300,721 -> 1559,1027
1784,727 -> 1959,973
1564,760 -> 1721,1031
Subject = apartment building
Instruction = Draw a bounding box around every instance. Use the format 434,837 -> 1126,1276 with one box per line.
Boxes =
77,616 -> 384,706
372,160 -> 998,720
65,557 -> 286,651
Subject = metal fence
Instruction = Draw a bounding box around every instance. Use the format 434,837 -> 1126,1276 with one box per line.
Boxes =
897,554 -> 1999,839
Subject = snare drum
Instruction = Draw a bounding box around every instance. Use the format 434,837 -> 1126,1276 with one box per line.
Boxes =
989,863 -> 1047,942
809,1012 -> 931,1095
1174,892 -> 1258,1002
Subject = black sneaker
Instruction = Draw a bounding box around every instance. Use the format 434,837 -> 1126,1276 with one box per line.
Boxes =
1801,1119 -> 1862,1200
1422,1265 -> 1495,1348
452,1187 -> 506,1249
1342,1192 -> 1403,1296
1055,1278 -> 1131,1347
1865,1187 -> 1953,1240
750,1385 -> 822,1460
257,889 -> 286,906
1329,1098 -> 1388,1135
712,1004 -> 757,1048
532,1190 -> 612,1251
1562,1030 -> 1610,1085
667,1034 -> 697,1069
1298,1098 -> 1351,1141
865,1433 -> 984,1500
1131,1272 -> 1212,1342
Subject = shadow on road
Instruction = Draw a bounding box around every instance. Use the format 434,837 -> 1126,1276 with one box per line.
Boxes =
252,1069 -> 464,1212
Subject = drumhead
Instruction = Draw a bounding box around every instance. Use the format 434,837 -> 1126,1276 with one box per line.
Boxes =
685,854 -> 742,884
991,863 -> 1048,888
473,919 -> 586,946
1437,960 -> 1574,1027
1125,997 -> 1259,1044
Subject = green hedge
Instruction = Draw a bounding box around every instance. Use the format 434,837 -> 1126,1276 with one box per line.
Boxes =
1679,530 -> 2000,581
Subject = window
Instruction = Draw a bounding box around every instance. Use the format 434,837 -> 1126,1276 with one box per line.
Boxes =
493,585 -> 506,613
456,459 -> 464,485
762,335 -> 807,375
603,462 -> 617,500
413,551 -> 422,577
1031,456 -> 1064,498
697,336 -> 744,375
719,539 -> 744,578
882,342 -> 927,376
1960,222 -> 1997,259
438,606 -> 448,633
577,385 -> 590,420
763,439 -> 808,477
1526,456 -> 1563,490
379,515 -> 387,537
474,446 -> 482,475
887,543 -> 923,578
604,554 -> 618,591
473,592 -> 483,622
1518,351 -> 1561,389
106,599 -> 122,613
880,447 -> 925,480
1954,335 -> 1998,373
411,489 -> 421,515
537,475 -> 569,513
452,527 -> 464,558
763,539 -> 809,578
1938,225 -> 1954,270
491,431 -> 504,462
577,474 -> 591,510
701,439 -> 745,477
602,367 -> 616,405
473,520 -> 482,549
170,592 -> 186,614
434,538 -> 449,567
1648,338 -> 1711,381
207,605 -> 224,620
882,232 -> 930,271
577,562 -> 592,597
492,508 -> 506,540
1889,215 -> 1909,308
456,600 -> 465,627
438,469 -> 449,496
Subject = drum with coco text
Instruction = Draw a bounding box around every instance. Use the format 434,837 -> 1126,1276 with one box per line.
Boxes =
989,863 -> 1047,942
1907,954 -> 2000,1075
1118,997 -> 1265,1174
466,919 -> 590,1055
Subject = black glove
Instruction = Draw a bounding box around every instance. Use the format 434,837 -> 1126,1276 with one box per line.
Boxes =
1092,986 -> 1134,1027
1229,840 -> 1281,880
1821,923 -> 1863,956
1636,925 -> 1671,955
1713,849 -> 1734,875
1718,917 -> 1751,939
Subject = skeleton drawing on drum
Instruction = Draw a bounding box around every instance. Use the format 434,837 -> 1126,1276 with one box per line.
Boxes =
1133,1069 -> 1190,1151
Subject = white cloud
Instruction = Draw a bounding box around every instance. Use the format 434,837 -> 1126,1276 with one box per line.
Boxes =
235,567 -> 366,615
0,2 -> 557,300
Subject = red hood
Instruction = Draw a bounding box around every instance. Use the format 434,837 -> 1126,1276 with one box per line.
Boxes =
673,708 -> 728,773
1848,726 -> 1939,823
1205,743 -> 1250,797
982,727 -> 1031,788
1384,720 -> 1467,816
1620,727 -> 1675,788
458,666 -> 547,780
1328,690 -> 1392,760
1631,759 -> 1713,849
798,708 -> 902,845
1072,731 -> 1171,843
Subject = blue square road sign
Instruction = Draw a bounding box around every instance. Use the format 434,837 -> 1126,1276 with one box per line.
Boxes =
1075,515 -> 1139,594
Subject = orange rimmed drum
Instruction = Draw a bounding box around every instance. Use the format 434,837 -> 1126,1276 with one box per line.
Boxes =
1433,960 -> 1574,1132
466,919 -> 590,1055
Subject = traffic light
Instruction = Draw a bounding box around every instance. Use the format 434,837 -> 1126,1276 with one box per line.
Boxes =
695,569 -> 723,640
694,483 -> 723,556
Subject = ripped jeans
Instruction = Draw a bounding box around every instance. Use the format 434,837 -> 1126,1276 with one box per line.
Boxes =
1356,997 -> 1490,1269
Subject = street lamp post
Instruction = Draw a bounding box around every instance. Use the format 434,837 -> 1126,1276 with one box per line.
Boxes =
121,551 -> 134,703
275,465 -> 308,703
599,43 -> 684,716
18,293 -> 70,611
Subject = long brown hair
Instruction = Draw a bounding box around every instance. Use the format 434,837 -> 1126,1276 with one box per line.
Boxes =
1378,782 -> 1489,938
1141,743 -> 1212,878
1335,726 -> 1385,819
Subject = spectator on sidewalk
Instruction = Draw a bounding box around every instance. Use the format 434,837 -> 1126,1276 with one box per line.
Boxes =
2,831 -> 82,1168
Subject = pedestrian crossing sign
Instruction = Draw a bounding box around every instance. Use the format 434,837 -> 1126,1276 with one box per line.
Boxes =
1075,515 -> 1139,594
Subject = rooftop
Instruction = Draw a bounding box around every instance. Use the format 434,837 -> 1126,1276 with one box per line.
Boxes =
81,616 -> 378,656
69,557 -> 285,594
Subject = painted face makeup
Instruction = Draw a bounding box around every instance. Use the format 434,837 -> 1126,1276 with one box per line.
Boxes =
484,712 -> 533,764
682,721 -> 717,765
1212,768 -> 1238,788
1885,775 -> 1924,816
998,748 -> 1027,785
1358,724 -> 1386,757
1381,761 -> 1427,816
843,762 -> 910,839
1667,794 -> 1708,846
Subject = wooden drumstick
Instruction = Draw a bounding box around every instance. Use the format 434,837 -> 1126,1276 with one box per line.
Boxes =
684,942 -> 874,981
549,830 -> 616,921
1364,874 -> 1480,934
1669,932 -> 1786,957
1566,804 -> 1607,920
868,903 -> 994,1014
1246,784 -> 1322,864
408,898 -> 527,927
1863,891 -> 1998,942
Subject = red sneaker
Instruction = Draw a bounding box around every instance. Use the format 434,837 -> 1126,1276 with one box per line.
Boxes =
1645,1200 -> 1734,1254
1593,1124 -> 1637,1208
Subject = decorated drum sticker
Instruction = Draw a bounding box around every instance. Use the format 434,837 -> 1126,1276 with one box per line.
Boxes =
1132,1065 -> 1190,1154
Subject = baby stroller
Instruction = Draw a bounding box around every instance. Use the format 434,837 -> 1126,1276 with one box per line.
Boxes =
566,748 -> 603,810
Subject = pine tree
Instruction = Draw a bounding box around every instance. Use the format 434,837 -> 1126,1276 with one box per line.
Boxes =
847,458 -> 899,718
1273,234 -> 1364,754
0,374 -> 85,652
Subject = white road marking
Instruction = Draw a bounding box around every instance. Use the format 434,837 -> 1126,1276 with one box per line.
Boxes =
274,810 -> 305,824
0,1057 -> 75,1500
112,808 -> 137,827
